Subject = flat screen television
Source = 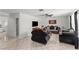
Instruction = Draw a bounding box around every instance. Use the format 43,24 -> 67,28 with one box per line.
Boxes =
32,21 -> 38,27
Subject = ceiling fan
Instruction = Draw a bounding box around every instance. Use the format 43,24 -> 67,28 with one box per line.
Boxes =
38,13 -> 53,17
44,13 -> 53,17
38,9 -> 44,11
38,9 -> 53,17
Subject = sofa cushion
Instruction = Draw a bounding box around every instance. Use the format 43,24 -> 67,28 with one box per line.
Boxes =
33,28 -> 43,32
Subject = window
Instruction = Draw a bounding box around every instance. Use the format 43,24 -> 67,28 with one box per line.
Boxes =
71,13 -> 75,31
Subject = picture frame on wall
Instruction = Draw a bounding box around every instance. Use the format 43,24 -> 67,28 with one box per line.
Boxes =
49,20 -> 56,24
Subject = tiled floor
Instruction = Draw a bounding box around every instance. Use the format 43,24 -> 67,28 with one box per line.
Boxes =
0,33 -> 75,50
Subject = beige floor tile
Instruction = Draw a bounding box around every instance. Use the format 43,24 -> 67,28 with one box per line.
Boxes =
0,33 -> 75,50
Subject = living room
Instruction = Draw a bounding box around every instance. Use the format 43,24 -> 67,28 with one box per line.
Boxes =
0,9 -> 78,49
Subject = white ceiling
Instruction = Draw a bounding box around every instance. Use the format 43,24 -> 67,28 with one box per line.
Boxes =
0,9 -> 77,17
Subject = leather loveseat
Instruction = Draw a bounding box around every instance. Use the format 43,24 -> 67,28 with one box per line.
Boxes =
31,29 -> 50,44
59,31 -> 78,49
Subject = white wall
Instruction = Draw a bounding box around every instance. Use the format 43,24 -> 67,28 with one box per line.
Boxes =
0,12 -> 9,27
0,12 -> 9,32
7,13 -> 42,37
7,13 -> 19,37
7,12 -> 70,37
19,13 -> 41,37
0,12 -> 9,17
37,16 -> 48,26
53,16 -> 70,29
0,16 -> 8,27
38,15 -> 70,29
